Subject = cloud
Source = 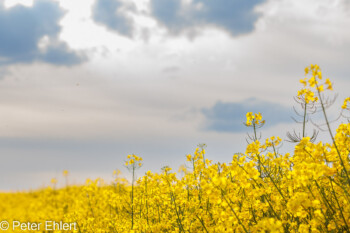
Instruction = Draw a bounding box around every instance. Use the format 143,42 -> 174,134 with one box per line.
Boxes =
92,0 -> 135,36
40,42 -> 83,65
162,66 -> 180,74
0,0 -> 84,66
202,98 -> 292,133
150,0 -> 266,36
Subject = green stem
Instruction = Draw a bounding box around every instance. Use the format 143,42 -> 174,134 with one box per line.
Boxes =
303,102 -> 307,137
329,178 -> 350,232
131,164 -> 135,229
315,83 -> 350,186
219,187 -> 249,233
195,215 -> 209,233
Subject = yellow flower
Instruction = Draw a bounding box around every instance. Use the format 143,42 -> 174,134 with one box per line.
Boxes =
325,78 -> 333,90
298,89 -> 318,103
255,112 -> 262,121
342,97 -> 350,109
308,76 -> 317,87
246,112 -> 254,126
298,89 -> 305,96
316,85 -> 324,92
246,112 -> 264,126
254,112 -> 265,125
300,78 -> 307,86
317,71 -> 322,79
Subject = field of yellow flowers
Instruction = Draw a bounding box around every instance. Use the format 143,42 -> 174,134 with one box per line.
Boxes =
0,65 -> 350,232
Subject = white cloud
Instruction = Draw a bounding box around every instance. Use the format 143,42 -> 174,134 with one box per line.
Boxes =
3,0 -> 34,8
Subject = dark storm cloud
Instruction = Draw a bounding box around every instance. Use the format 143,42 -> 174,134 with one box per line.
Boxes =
92,0 -> 135,36
0,0 -> 84,66
202,98 -> 292,132
150,0 -> 266,35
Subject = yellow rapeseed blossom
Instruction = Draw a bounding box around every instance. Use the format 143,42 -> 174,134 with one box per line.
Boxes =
325,78 -> 333,90
309,76 -> 317,87
301,64 -> 333,96
297,88 -> 318,103
317,85 -> 324,92
246,112 -> 265,126
300,78 -> 307,86
246,112 -> 254,125
342,97 -> 350,109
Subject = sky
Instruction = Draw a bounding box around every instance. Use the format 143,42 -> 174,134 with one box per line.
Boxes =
0,0 -> 349,190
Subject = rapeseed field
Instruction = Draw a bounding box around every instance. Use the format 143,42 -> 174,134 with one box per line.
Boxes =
0,65 -> 349,232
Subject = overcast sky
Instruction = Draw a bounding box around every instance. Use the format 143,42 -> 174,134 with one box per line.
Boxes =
0,0 -> 349,190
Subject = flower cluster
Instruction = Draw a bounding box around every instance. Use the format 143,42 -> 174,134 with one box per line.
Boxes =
302,64 -> 333,90
297,88 -> 318,103
298,64 -> 333,103
246,112 -> 265,126
125,154 -> 143,167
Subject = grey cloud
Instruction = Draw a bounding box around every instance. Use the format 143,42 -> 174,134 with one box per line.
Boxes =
92,0 -> 135,36
40,42 -> 83,65
151,0 -> 183,30
150,0 -> 266,36
0,0 -> 84,66
202,98 -> 292,133
162,66 -> 180,73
